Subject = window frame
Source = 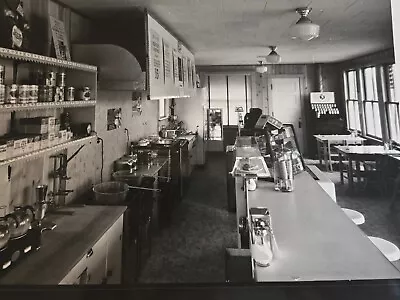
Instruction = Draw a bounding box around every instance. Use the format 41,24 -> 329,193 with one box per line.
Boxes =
343,64 -> 399,142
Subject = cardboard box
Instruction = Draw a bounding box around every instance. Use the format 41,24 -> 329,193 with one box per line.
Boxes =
40,134 -> 49,149
48,117 -> 56,133
0,143 -> 6,161
59,130 -> 67,143
48,132 -> 56,147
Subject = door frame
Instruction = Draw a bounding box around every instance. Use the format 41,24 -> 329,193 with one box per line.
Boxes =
267,75 -> 308,155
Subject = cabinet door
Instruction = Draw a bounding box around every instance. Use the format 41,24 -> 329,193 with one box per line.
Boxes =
86,230 -> 109,284
59,255 -> 87,285
106,215 -> 124,284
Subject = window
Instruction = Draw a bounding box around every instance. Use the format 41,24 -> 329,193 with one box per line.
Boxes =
159,99 -> 170,119
206,74 -> 252,126
343,63 -> 400,143
362,67 -> 382,138
386,64 -> 400,142
344,70 -> 361,131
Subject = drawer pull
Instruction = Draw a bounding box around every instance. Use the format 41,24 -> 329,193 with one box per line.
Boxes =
86,248 -> 94,258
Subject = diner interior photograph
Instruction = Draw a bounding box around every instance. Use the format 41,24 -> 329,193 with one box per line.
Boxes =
3,0 -> 400,295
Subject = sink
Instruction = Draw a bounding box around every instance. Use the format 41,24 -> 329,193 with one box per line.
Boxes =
154,139 -> 175,145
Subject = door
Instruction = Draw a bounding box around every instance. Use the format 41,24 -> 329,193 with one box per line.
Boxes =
106,215 -> 124,284
268,77 -> 305,153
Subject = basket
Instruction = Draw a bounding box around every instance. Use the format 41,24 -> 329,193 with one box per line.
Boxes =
92,181 -> 129,204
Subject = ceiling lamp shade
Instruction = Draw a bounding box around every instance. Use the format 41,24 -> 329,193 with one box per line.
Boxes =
290,7 -> 320,41
255,61 -> 268,73
266,46 -> 281,64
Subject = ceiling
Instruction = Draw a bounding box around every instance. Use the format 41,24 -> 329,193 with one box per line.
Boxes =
60,0 -> 394,65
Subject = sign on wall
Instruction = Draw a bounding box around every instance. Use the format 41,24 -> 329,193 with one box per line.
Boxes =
49,16 -> 71,61
150,29 -> 162,82
173,49 -> 179,87
163,39 -> 172,84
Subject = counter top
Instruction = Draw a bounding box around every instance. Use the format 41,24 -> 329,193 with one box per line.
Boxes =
248,171 -> 400,282
0,205 -> 127,285
177,134 -> 196,143
125,158 -> 169,178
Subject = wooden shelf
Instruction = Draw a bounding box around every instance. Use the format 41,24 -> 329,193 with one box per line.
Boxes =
0,136 -> 96,166
0,101 -> 96,112
0,47 -> 97,72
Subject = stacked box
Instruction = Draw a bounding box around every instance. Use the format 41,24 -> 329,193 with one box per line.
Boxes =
18,117 -> 49,135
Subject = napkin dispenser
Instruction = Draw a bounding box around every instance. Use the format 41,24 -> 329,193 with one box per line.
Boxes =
249,207 -> 276,267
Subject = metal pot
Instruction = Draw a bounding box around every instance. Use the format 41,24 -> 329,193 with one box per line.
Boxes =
8,206 -> 35,239
0,214 -> 16,250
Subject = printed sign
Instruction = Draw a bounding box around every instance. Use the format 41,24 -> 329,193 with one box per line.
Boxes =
49,16 -> 71,61
150,29 -> 162,81
163,40 -> 172,83
173,49 -> 180,87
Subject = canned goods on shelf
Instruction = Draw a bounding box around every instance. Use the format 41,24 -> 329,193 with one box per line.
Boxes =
65,87 -> 75,101
77,87 -> 91,101
0,84 -> 5,104
0,65 -> 4,85
45,71 -> 57,87
39,85 -> 53,102
54,86 -> 65,102
6,84 -> 18,104
29,85 -> 38,103
18,85 -> 30,103
57,72 -> 66,87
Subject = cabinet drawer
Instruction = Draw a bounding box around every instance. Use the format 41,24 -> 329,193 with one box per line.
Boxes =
106,215 -> 124,284
86,228 -> 109,284
59,255 -> 87,285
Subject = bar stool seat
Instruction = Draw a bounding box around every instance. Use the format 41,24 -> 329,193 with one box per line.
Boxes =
342,208 -> 365,225
368,236 -> 400,262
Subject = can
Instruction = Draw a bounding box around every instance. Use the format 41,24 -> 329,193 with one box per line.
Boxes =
65,87 -> 75,101
6,84 -> 18,104
0,84 -> 5,104
39,86 -> 53,102
77,87 -> 91,101
30,85 -> 38,103
54,86 -> 65,102
0,65 -> 4,85
18,85 -> 30,103
45,71 -> 56,87
57,72 -> 66,87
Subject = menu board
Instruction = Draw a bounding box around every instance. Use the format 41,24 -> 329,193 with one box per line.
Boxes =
188,59 -> 192,88
173,49 -> 179,87
147,13 -> 196,99
182,57 -> 187,87
150,29 -> 163,82
163,40 -> 172,84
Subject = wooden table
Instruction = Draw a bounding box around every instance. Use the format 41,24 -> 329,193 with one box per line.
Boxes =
242,171 -> 400,282
314,135 -> 366,172
335,145 -> 400,192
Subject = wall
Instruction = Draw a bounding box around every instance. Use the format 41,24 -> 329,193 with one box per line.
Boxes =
197,64 -> 316,156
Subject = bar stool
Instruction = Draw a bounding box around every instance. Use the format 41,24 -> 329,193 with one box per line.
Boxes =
341,208 -> 365,225
368,236 -> 400,262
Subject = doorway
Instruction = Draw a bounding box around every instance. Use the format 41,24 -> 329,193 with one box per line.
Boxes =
267,76 -> 306,153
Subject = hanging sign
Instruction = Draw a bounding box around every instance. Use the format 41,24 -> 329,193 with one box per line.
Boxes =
49,16 -> 71,61
150,29 -> 162,82
163,39 -> 172,84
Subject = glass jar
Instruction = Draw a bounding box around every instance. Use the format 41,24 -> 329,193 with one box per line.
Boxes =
273,146 -> 294,192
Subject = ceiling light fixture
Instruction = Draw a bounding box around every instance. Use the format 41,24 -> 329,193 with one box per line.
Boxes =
290,7 -> 320,41
255,61 -> 268,74
266,46 -> 281,64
